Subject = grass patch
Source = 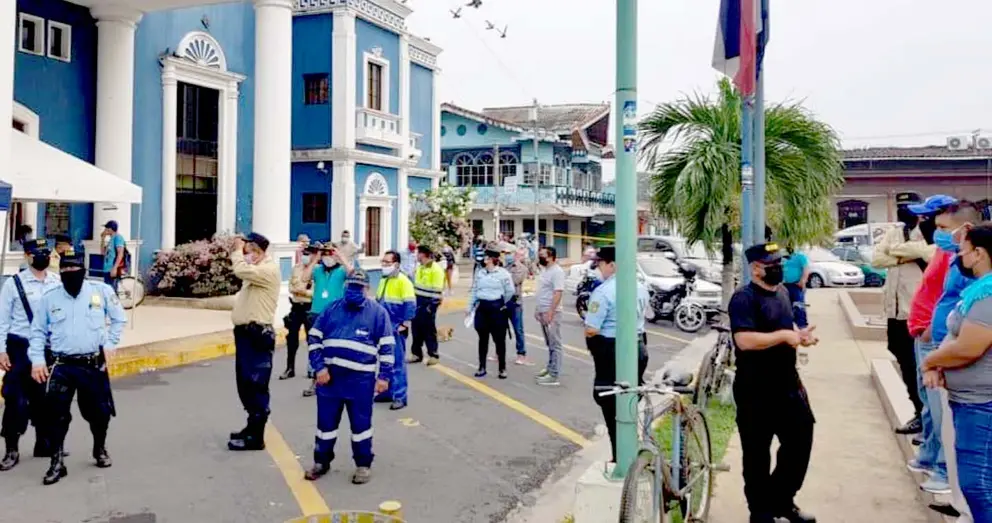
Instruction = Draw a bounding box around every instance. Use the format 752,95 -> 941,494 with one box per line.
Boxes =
653,398 -> 737,464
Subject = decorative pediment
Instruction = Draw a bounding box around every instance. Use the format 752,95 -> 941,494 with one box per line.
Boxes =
176,31 -> 227,71
364,172 -> 389,196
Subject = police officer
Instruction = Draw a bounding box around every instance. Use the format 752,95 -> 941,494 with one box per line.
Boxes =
227,233 -> 281,451
304,270 -> 393,484
29,249 -> 127,485
468,248 -> 515,379
729,243 -> 818,523
410,245 -> 444,365
0,239 -> 61,470
374,250 -> 416,410
583,246 -> 649,463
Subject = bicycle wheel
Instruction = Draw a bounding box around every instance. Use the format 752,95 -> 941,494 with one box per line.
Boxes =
619,450 -> 662,523
675,407 -> 713,522
116,276 -> 146,310
692,348 -> 717,409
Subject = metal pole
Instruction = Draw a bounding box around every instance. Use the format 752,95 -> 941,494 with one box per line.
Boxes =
741,95 -> 755,282
613,0 -> 638,479
494,144 -> 501,239
532,99 -> 540,246
753,71 -> 766,243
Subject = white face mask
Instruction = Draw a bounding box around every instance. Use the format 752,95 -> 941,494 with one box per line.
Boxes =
322,256 -> 336,266
301,255 -> 310,265
381,264 -> 396,276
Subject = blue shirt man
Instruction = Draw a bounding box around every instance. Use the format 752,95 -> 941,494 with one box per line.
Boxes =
101,220 -> 126,291
586,276 -> 618,338
0,251 -> 61,350
304,269 -> 394,484
28,249 -> 126,484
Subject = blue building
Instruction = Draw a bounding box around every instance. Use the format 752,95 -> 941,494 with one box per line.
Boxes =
1,0 -> 442,284
440,102 -> 616,260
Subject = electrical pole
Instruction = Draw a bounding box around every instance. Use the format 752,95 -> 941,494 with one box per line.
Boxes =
753,70 -> 766,243
613,0 -> 638,479
494,144 -> 501,238
532,98 -> 540,246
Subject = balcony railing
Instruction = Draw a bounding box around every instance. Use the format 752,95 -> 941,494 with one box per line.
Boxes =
409,132 -> 423,158
468,185 -> 616,209
355,108 -> 404,148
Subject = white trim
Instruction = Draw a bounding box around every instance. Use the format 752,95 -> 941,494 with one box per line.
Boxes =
431,70 -> 441,179
45,20 -> 71,62
398,34 -> 410,157
17,13 -> 44,56
362,49 -> 390,113
331,9 -> 357,148
332,160 -> 356,241
358,171 -> 394,259
159,44 -> 246,250
10,102 -> 39,237
293,146 -> 418,168
175,31 -> 227,70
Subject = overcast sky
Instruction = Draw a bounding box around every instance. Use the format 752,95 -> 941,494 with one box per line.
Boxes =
407,0 -> 992,152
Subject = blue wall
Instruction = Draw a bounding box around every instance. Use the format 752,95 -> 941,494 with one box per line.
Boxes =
291,13 -> 332,149
290,162 -> 331,242
440,112 -> 519,148
354,19 -> 399,116
354,163 -> 397,251
520,139 -> 555,164
408,176 -> 432,196
131,3 -> 256,270
410,64 -> 433,169
14,0 -> 97,243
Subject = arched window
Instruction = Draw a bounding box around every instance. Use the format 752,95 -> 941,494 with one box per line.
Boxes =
453,153 -> 474,187
453,151 -> 496,187
359,172 -> 395,258
554,153 -> 570,186
499,151 -> 519,181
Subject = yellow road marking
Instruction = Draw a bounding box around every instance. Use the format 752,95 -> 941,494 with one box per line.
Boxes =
264,423 -> 331,516
398,418 -> 421,427
644,329 -> 691,343
432,363 -> 592,448
524,333 -> 589,356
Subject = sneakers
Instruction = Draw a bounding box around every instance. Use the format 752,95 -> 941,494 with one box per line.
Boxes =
0,451 -> 19,471
906,458 -> 933,475
536,375 -> 560,387
895,415 -> 923,435
920,477 -> 952,495
352,466 -> 372,484
406,355 -> 423,364
474,369 -> 487,378
278,368 -> 295,380
536,368 -> 549,378
426,357 -> 439,366
304,462 -> 330,481
515,356 -> 534,366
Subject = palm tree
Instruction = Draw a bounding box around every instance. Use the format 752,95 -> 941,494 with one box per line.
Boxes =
639,78 -> 844,296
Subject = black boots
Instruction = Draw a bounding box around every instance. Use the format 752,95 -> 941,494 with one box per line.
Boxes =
42,451 -> 67,486
228,420 -> 265,451
278,368 -> 295,380
303,462 -> 330,481
0,450 -> 19,471
93,447 -> 112,468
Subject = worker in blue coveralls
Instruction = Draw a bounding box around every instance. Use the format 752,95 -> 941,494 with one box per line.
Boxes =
0,239 -> 62,471
304,269 -> 394,485
373,250 -> 416,411
29,249 -> 127,485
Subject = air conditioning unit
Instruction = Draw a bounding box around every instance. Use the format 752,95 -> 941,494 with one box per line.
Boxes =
947,136 -> 971,151
977,136 -> 992,150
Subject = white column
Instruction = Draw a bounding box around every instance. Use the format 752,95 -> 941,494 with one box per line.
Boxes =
252,0 -> 293,242
332,10 -> 357,149
398,35 -> 411,156
431,69 -> 441,175
91,6 -> 142,240
396,168 -> 409,248
332,160 -> 355,239
160,67 -> 178,249
218,81 -> 238,234
0,0 -> 13,242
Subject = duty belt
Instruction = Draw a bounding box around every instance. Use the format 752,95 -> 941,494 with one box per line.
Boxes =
52,352 -> 102,365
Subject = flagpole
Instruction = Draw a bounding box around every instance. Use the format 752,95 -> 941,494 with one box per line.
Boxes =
753,69 -> 766,242
741,95 -> 755,281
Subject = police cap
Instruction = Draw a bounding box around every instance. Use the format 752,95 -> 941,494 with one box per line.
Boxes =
53,234 -> 71,245
484,248 -> 501,259
59,248 -> 84,268
744,242 -> 784,264
23,238 -> 50,255
593,246 -> 616,263
346,269 -> 369,287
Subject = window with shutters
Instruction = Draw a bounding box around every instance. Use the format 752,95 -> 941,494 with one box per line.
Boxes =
303,73 -> 329,105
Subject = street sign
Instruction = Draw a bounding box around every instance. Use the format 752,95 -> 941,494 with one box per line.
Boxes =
503,175 -> 518,193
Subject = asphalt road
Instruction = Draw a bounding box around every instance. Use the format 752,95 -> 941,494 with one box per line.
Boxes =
0,295 -> 696,523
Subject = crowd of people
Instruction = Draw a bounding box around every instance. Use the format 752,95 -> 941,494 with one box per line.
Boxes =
871,193 -> 992,522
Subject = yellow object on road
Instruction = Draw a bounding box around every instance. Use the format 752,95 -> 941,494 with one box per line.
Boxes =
284,511 -> 404,523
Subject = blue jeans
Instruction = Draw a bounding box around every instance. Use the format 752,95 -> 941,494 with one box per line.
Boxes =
508,300 -> 525,355
784,283 -> 807,328
916,338 -> 948,481
951,400 -> 992,523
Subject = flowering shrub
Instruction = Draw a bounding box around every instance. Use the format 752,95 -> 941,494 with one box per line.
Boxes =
410,183 -> 475,251
148,234 -> 242,298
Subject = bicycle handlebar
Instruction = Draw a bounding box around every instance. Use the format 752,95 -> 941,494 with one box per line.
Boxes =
595,382 -> 683,398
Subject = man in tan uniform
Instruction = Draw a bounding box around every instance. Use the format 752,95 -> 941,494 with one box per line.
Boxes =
227,232 -> 281,451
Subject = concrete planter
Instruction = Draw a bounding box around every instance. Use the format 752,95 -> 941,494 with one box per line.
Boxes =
839,289 -> 886,342
143,295 -> 236,311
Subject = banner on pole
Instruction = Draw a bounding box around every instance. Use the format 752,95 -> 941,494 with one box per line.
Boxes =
742,165 -> 754,187
622,101 -> 637,153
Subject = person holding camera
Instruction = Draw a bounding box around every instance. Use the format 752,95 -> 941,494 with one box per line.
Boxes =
281,245 -> 317,380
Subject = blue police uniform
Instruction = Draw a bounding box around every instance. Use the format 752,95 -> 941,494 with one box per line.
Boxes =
306,278 -> 394,477
30,250 -> 126,484
583,266 -> 650,463
469,265 -> 515,376
374,270 -> 416,408
0,249 -> 61,467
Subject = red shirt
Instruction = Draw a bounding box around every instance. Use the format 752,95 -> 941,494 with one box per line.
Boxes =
907,249 -> 953,337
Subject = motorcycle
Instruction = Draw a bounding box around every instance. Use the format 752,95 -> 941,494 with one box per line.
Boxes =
574,274 -> 601,320
648,263 -> 707,333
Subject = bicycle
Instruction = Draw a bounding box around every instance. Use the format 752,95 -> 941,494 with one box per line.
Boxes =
692,312 -> 735,410
597,381 -> 714,523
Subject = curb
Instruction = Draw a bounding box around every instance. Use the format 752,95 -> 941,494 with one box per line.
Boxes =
869,357 -> 952,523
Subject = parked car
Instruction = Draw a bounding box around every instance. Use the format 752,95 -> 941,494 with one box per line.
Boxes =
805,247 -> 865,288
830,245 -> 886,287
636,235 -> 723,283
833,222 -> 901,248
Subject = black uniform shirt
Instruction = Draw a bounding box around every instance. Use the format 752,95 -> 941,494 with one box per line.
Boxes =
728,282 -> 798,385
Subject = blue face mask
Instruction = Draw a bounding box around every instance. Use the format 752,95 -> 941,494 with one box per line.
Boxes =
504,255 -> 514,265
934,229 -> 959,253
344,285 -> 366,308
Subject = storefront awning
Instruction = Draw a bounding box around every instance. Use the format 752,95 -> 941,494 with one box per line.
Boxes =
6,130 -> 143,204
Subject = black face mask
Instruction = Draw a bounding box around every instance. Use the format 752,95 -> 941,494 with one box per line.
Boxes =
30,254 -> 49,271
61,270 -> 85,297
919,218 -> 937,245
538,257 -> 549,266
956,256 -> 976,279
761,264 -> 784,286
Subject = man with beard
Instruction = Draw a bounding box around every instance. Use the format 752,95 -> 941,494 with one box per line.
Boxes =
29,249 -> 126,485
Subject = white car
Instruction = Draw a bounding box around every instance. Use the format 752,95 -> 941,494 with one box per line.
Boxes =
805,247 -> 865,288
637,254 -> 723,309
637,235 -> 723,283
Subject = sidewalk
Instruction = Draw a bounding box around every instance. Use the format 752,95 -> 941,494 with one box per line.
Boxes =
709,289 -> 931,523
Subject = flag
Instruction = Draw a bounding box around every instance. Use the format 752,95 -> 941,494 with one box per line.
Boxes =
756,0 -> 769,76
712,0 -> 765,96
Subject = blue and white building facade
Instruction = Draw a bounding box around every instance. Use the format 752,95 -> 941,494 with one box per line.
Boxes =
1,0 -> 442,280
440,102 -> 615,261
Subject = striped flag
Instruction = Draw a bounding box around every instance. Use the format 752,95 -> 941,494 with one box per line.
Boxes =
712,0 -> 766,97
